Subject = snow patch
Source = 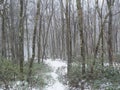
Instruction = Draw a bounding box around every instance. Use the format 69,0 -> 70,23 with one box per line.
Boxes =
44,59 -> 68,90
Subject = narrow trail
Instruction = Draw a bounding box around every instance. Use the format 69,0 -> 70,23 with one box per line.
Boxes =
0,59 -> 68,90
44,59 -> 67,90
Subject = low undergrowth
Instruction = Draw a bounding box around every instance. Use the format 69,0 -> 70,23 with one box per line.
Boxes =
0,57 -> 53,90
60,56 -> 120,90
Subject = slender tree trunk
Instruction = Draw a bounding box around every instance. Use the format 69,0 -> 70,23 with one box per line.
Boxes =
26,17 -> 30,61
76,0 -> 85,74
76,0 -> 85,90
66,0 -> 72,78
76,0 -> 85,89
60,0 -> 65,59
10,0 -> 16,61
107,0 -> 114,65
38,15 -> 42,63
24,0 -> 30,61
1,11 -> 6,58
27,0 -> 41,82
19,0 -> 24,80
91,0 -> 110,72
41,1 -> 53,62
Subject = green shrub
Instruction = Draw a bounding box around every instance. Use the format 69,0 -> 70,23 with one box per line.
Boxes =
0,58 -> 19,81
0,57 -> 19,89
27,63 -> 53,88
67,57 -> 120,89
0,57 -> 53,89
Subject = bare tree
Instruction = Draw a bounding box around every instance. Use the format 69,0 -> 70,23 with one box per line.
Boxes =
107,0 -> 115,65
76,0 -> 85,74
18,0 -> 24,80
76,0 -> 86,89
27,0 -> 41,82
66,0 -> 72,78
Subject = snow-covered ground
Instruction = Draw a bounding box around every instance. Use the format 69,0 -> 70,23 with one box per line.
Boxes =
44,59 -> 68,90
2,59 -> 119,90
0,59 -> 68,90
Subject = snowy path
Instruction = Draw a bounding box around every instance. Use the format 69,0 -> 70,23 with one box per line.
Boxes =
0,59 -> 68,90
44,59 -> 68,90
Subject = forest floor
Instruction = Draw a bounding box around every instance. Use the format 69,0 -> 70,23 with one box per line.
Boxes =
44,59 -> 68,90
2,59 -> 119,90
0,59 -> 68,90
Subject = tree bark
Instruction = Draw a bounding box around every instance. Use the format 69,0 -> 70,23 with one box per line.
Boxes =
27,0 -> 41,82
66,0 -> 72,78
19,0 -> 24,80
76,0 -> 85,74
107,0 -> 114,65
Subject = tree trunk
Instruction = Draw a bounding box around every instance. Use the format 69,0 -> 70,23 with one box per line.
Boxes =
76,0 -> 85,89
27,0 -> 41,82
38,15 -> 42,63
19,0 -> 24,80
1,11 -> 6,58
107,0 -> 114,65
76,0 -> 85,74
66,0 -> 72,78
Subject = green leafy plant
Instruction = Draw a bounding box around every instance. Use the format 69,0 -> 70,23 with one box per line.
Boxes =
67,56 -> 120,90
0,57 -> 53,89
